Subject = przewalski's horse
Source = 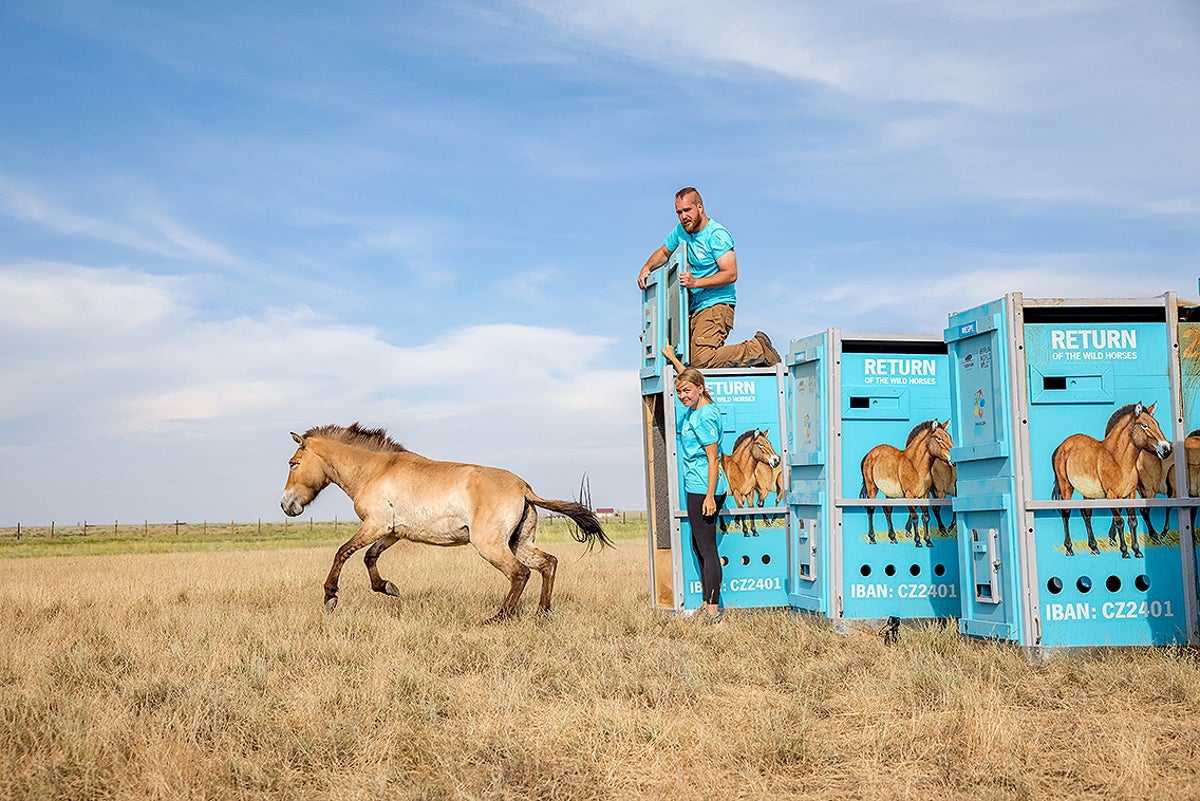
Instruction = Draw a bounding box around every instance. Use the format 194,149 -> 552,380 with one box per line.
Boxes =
859,419 -> 954,547
930,449 -> 958,536
720,428 -> 781,536
280,423 -> 613,621
1052,402 -> 1171,558
1137,429 -> 1200,541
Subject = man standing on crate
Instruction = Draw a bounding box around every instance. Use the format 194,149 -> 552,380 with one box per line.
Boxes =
637,186 -> 781,369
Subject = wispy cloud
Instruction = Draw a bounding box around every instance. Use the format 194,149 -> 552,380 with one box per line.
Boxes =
0,174 -> 235,264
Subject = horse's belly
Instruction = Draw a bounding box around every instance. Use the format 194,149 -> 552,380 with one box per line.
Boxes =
1070,474 -> 1105,499
875,477 -> 903,498
394,512 -> 471,546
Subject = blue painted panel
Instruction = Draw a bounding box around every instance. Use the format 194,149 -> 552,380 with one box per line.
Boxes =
838,348 -> 959,619
676,370 -> 788,609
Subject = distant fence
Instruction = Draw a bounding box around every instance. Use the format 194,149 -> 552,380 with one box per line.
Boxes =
1,518 -> 348,540
2,511 -> 647,540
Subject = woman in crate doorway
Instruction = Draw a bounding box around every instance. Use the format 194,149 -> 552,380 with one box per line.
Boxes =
675,366 -> 729,624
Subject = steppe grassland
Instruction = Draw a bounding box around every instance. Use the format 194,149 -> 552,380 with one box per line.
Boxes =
1,519 -> 1200,800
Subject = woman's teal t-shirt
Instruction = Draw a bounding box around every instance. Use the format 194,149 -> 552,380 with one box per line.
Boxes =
678,403 -> 729,496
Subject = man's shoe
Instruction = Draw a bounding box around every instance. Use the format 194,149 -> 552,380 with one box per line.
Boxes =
755,331 -> 781,366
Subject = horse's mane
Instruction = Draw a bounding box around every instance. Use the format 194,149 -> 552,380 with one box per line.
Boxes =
1103,403 -> 1142,436
732,429 -> 761,452
905,419 -> 937,446
302,422 -> 407,453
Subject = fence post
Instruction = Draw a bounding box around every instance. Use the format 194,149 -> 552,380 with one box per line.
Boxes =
175,520 -> 180,536
15,523 -> 19,540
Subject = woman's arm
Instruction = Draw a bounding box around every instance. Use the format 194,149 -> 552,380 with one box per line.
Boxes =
703,441 -> 721,516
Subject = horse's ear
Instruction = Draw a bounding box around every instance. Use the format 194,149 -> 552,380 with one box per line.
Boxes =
291,432 -> 305,447
1146,401 -> 1157,414
761,428 -> 770,437
942,418 -> 951,429
1134,402 -> 1145,416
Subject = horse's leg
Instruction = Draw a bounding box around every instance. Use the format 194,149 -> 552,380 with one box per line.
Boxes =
1126,508 -> 1140,558
473,531 -> 532,622
324,522 -> 385,612
1059,509 -> 1074,556
1082,509 -> 1099,555
866,505 -> 877,544
1139,503 -> 1159,544
884,506 -> 898,544
512,507 -> 558,613
920,505 -> 932,547
932,504 -> 946,536
363,534 -> 402,597
906,506 -> 920,546
1108,510 -> 1128,558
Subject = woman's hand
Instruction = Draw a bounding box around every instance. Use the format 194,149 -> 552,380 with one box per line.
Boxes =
702,493 -> 717,517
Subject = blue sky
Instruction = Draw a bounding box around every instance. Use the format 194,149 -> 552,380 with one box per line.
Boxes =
1,1 -> 1198,526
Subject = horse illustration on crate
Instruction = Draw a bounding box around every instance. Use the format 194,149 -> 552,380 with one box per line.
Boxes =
859,419 -> 954,547
1136,428 -> 1200,541
1051,402 -> 1171,558
720,428 -> 781,537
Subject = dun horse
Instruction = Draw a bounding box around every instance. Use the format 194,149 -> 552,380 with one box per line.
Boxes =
1137,429 -> 1200,540
859,419 -> 954,546
1051,402 -> 1171,558
720,428 -> 781,536
280,423 -> 613,620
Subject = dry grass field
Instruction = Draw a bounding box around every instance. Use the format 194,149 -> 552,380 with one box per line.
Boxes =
2,520 -> 1200,800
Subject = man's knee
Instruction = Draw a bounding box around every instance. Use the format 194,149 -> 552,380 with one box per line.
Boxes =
690,347 -> 718,369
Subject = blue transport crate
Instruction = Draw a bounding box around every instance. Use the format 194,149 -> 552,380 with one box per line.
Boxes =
786,330 -> 960,626
944,292 -> 1200,652
639,249 -> 790,612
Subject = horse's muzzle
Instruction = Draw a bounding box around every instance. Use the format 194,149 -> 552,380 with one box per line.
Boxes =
280,491 -> 306,517
1157,442 -> 1173,459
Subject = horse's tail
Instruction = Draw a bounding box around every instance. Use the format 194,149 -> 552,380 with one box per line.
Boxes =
1051,443 -> 1063,500
527,493 -> 615,552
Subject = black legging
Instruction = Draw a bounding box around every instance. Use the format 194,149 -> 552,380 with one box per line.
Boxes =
687,493 -> 726,606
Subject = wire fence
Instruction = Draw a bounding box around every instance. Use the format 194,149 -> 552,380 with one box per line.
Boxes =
1,511 -> 645,540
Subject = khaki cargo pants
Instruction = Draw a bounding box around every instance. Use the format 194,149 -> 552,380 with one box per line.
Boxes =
688,304 -> 769,369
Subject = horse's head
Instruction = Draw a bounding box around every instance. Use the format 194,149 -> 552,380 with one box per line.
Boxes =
747,429 -> 781,469
281,432 -> 332,516
927,419 -> 955,465
1130,402 -> 1172,460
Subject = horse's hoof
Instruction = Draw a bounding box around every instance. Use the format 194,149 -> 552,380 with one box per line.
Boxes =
382,580 -> 400,597
914,540 -> 923,548
324,596 -> 338,613
1133,551 -> 1143,559
484,611 -> 512,625
1121,551 -> 1131,559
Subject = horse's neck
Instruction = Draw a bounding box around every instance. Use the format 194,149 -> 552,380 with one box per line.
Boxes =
730,442 -> 757,470
904,432 -> 934,469
312,440 -> 394,499
1102,418 -> 1139,462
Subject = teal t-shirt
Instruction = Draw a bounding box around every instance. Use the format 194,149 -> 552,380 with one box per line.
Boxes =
663,220 -> 736,313
678,403 -> 729,496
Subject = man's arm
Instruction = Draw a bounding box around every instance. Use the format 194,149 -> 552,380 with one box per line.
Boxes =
680,249 -> 737,289
637,245 -> 672,290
